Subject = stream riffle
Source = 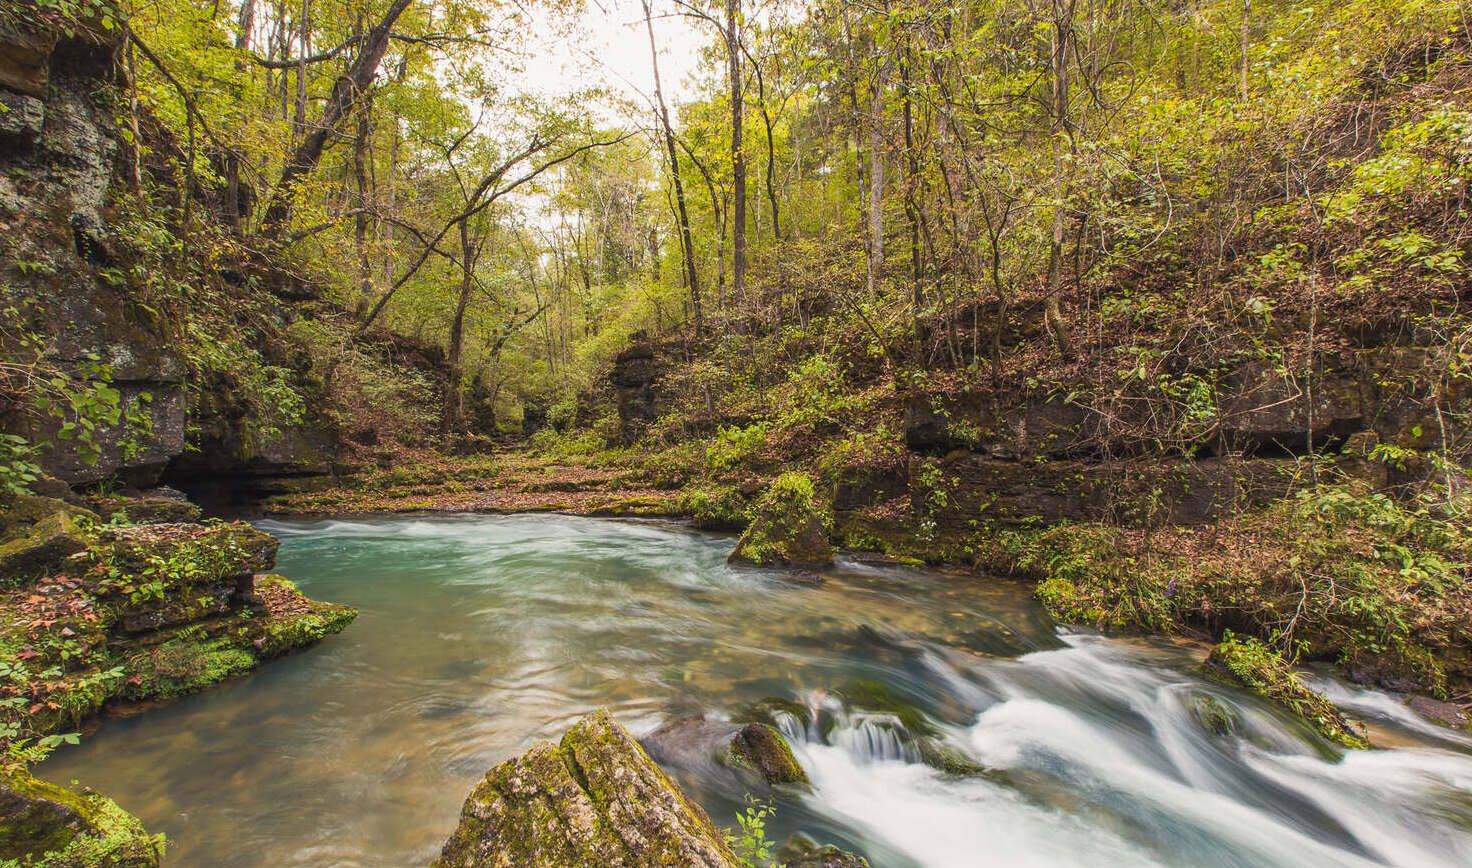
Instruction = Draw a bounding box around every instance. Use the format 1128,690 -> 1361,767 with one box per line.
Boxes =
39,514 -> 1472,866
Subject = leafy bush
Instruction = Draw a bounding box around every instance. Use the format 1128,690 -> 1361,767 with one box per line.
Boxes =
705,423 -> 768,472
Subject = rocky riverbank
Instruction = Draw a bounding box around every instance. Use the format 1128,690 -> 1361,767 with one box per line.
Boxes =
0,492 -> 355,864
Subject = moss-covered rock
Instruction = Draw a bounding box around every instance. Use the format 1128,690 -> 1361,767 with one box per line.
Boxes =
118,632 -> 258,701
0,769 -> 163,866
88,522 -> 278,603
776,834 -> 871,868
725,723 -> 809,785
236,575 -> 357,659
915,737 -> 989,776
729,472 -> 833,567
682,484 -> 750,531
0,496 -> 96,586
434,708 -> 741,867
1205,634 -> 1369,749
80,494 -> 201,526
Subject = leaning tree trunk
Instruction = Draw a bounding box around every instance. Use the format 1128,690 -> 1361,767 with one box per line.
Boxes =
1044,0 -> 1076,362
258,0 -> 415,241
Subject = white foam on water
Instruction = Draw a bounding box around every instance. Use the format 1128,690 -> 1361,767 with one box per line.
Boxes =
793,738 -> 1161,867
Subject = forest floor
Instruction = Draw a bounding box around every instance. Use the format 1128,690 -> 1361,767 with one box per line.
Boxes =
261,450 -> 687,518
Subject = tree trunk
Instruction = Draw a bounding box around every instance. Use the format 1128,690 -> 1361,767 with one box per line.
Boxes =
642,0 -> 702,335
352,94 -> 374,318
1044,0 -> 1076,362
445,220 -> 477,435
866,59 -> 888,294
259,0 -> 415,240
224,0 -> 255,232
293,0 -> 310,135
902,48 -> 923,357
1240,0 -> 1251,100
727,0 -> 745,306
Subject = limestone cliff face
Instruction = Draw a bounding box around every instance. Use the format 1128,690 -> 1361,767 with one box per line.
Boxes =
0,20 -> 343,493
0,24 -> 189,486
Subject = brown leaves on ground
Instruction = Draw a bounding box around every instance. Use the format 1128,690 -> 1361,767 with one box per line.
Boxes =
264,451 -> 684,518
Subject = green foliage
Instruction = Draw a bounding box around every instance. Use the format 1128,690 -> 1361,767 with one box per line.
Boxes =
1207,632 -> 1369,749
706,423 -> 768,472
725,795 -> 776,868
681,484 -> 750,531
730,472 -> 833,566
1,0 -> 124,37
981,479 -> 1472,695
0,436 -> 42,497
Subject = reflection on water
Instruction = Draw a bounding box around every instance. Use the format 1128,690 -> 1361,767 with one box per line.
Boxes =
38,515 -> 1472,867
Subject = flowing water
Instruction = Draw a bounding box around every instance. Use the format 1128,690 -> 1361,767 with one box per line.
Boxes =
38,514 -> 1472,867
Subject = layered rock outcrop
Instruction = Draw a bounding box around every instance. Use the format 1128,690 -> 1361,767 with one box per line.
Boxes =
0,495 -> 356,733
610,333 -> 677,444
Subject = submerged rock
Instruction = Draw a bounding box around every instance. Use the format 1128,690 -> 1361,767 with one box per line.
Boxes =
1406,695 -> 1470,731
434,709 -> 740,867
0,769 -> 163,866
729,472 -> 834,568
778,834 -> 871,868
642,714 -> 810,787
1205,634 -> 1369,749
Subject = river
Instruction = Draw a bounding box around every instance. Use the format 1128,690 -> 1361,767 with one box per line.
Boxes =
39,514 -> 1472,866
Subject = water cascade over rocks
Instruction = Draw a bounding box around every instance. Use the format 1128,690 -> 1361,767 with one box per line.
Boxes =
36,516 -> 1472,866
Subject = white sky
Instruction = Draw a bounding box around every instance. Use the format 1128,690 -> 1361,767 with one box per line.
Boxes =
512,0 -> 710,112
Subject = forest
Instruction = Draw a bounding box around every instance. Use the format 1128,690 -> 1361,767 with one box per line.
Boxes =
1,0 -> 1471,864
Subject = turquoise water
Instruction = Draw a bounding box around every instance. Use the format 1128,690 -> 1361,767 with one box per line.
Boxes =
39,514 -> 1472,866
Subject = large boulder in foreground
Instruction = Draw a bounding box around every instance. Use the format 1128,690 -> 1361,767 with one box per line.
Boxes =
729,472 -> 834,568
0,495 -> 95,585
434,709 -> 740,867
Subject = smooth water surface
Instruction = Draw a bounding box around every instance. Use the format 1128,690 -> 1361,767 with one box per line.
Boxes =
40,515 -> 1472,866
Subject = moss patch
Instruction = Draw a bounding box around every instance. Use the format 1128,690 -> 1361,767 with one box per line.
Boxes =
0,769 -> 163,866
729,472 -> 833,567
1206,634 -> 1369,749
724,723 -> 809,785
434,709 -> 740,867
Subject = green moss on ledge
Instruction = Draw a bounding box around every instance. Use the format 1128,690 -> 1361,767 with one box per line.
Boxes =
1205,634 -> 1369,750
0,769 -> 163,867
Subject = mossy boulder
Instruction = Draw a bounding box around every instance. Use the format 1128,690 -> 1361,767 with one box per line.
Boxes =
915,737 -> 989,777
725,723 -> 809,785
80,493 -> 201,526
0,769 -> 163,866
1406,695 -> 1470,731
729,472 -> 833,568
434,708 -> 741,867
1205,634 -> 1369,749
777,834 -> 871,868
117,576 -> 355,701
0,496 -> 96,586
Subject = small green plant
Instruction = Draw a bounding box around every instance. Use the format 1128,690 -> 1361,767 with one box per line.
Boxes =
726,795 -> 776,867
0,433 -> 43,495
